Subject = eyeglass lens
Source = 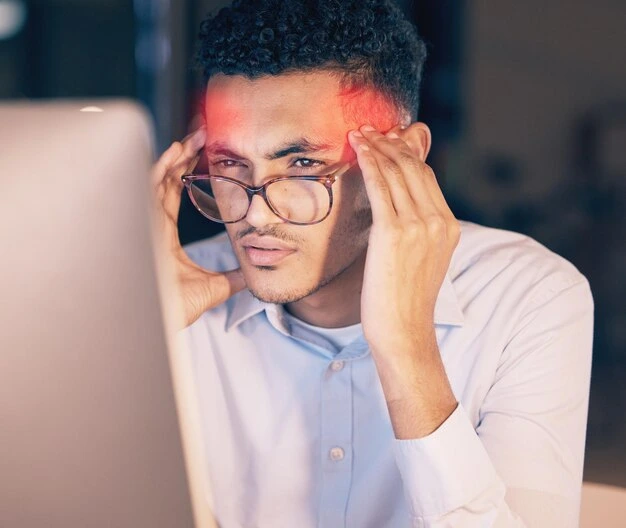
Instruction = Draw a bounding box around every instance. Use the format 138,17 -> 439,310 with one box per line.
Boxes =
188,178 -> 331,224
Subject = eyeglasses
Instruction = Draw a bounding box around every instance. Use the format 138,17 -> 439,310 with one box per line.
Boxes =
181,162 -> 354,226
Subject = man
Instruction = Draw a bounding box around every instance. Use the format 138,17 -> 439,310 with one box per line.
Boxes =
153,1 -> 593,526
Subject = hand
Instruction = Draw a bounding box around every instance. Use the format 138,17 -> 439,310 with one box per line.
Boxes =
152,127 -> 246,329
348,124 -> 459,437
348,124 -> 460,353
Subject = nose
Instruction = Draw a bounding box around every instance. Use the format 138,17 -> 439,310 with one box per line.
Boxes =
244,192 -> 283,228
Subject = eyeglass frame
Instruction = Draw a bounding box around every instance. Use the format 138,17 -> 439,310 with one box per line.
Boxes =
181,161 -> 355,226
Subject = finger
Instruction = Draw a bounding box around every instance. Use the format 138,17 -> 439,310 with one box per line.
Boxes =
152,141 -> 184,188
179,263 -> 246,325
348,130 -> 395,223
378,143 -> 459,241
181,125 -> 204,144
181,267 -> 247,328
155,127 -> 206,189
362,127 -> 438,214
178,126 -> 206,166
357,127 -> 460,246
161,163 -> 196,228
152,144 -> 183,241
358,126 -> 416,217
417,163 -> 457,222
362,128 -> 457,230
158,128 -> 207,223
168,126 -> 207,182
210,268 -> 247,306
389,154 -> 459,244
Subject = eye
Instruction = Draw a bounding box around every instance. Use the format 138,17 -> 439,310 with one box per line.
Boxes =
213,159 -> 244,168
293,158 -> 325,169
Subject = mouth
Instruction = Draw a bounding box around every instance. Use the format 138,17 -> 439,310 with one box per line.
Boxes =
242,245 -> 296,267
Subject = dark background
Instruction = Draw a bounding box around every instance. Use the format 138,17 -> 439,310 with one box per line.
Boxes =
1,0 -> 624,486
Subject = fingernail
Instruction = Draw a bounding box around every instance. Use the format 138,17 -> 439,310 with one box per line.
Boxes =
361,125 -> 375,132
387,132 -> 400,139
351,130 -> 364,138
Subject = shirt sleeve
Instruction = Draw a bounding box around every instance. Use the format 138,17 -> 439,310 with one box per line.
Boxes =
392,277 -> 594,527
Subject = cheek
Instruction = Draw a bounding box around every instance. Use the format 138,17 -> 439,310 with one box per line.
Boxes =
224,225 -> 238,247
335,177 -> 371,226
224,224 -> 248,263
320,179 -> 372,257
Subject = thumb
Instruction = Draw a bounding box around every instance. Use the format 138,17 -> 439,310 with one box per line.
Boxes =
182,268 -> 247,329
220,268 -> 247,298
204,267 -> 247,311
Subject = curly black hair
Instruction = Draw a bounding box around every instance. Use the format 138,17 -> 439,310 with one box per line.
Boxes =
196,0 -> 427,122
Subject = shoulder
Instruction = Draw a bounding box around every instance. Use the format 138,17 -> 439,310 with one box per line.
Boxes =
182,231 -> 238,273
452,221 -> 592,312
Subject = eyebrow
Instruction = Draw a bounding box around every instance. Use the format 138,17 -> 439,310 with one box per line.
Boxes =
205,137 -> 338,161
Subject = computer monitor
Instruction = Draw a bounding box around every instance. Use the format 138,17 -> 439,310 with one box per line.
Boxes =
0,100 -> 214,527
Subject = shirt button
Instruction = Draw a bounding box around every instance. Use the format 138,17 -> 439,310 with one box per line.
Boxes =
330,360 -> 344,372
329,447 -> 345,461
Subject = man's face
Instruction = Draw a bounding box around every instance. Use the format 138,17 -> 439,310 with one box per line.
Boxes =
203,72 -> 383,305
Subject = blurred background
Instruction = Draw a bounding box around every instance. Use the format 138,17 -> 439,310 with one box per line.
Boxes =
1,0 -> 624,487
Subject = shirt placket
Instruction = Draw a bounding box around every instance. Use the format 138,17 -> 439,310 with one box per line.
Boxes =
318,357 -> 354,528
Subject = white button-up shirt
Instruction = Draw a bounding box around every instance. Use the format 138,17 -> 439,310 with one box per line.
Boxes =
182,221 -> 593,527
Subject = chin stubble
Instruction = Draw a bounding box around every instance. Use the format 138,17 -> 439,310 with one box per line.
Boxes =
246,205 -> 372,305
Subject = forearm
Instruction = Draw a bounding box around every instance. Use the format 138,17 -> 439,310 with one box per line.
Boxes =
381,279 -> 592,527
371,322 -> 457,439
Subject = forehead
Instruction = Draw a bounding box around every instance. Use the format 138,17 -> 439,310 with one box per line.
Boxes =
203,72 -> 351,153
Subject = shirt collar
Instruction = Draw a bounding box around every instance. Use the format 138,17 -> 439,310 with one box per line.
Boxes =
225,289 -> 267,332
224,273 -> 464,332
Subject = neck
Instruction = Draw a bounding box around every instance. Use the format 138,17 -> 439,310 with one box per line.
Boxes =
284,250 -> 366,328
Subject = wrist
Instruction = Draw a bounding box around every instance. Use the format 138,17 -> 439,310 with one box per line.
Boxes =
389,398 -> 458,440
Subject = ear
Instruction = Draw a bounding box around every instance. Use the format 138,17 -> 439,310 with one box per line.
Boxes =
389,122 -> 432,162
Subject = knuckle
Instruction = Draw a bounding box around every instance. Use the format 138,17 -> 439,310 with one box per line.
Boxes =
381,159 -> 402,178
361,151 -> 377,165
448,219 -> 461,242
363,171 -> 389,193
373,179 -> 390,194
425,215 -> 446,235
406,217 -> 427,235
169,141 -> 184,157
398,151 -> 419,170
423,164 -> 437,180
448,216 -> 461,230
386,223 -> 403,240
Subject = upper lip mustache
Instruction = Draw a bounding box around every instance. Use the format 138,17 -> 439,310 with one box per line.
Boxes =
241,236 -> 296,251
